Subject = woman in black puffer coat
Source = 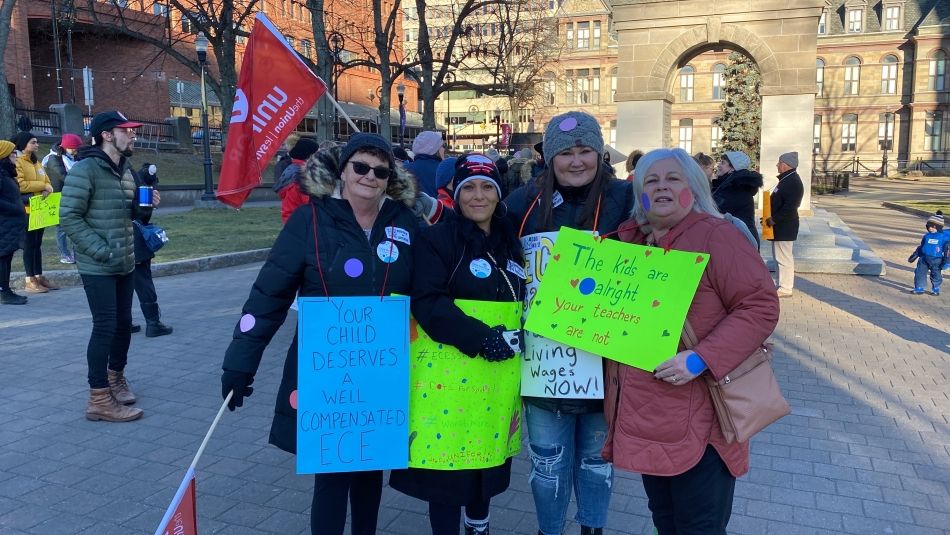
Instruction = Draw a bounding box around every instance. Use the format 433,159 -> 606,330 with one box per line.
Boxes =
0,141 -> 28,304
389,154 -> 526,535
711,150 -> 763,248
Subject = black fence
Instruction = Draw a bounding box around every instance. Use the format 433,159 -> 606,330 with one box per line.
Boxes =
16,109 -> 61,136
812,173 -> 850,195
80,115 -> 177,142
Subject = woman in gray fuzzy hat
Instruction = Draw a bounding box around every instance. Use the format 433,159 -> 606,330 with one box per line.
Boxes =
503,110 -> 632,535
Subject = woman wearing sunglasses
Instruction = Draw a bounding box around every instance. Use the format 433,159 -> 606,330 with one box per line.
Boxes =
220,133 -> 419,535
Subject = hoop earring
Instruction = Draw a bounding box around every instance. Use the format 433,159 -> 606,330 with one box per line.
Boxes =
493,201 -> 509,219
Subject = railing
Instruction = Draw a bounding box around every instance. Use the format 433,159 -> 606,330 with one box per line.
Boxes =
15,108 -> 61,136
190,125 -> 224,150
81,115 -> 177,143
811,173 -> 850,195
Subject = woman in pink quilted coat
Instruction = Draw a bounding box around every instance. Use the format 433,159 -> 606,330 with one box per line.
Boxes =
607,148 -> 780,534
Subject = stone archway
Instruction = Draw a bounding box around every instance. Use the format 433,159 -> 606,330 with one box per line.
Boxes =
613,0 -> 825,209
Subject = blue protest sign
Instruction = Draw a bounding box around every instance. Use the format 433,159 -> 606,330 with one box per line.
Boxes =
296,296 -> 410,474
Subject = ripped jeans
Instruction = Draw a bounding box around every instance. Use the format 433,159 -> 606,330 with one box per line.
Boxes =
525,403 -> 613,535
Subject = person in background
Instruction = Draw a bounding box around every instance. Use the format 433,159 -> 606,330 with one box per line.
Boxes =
43,133 -> 82,264
12,131 -> 57,293
711,150 -> 763,247
0,141 -> 28,305
272,135 -> 296,184
275,137 -> 319,224
624,149 -> 644,181
393,145 -> 413,165
693,152 -> 715,182
610,148 -> 780,535
908,211 -> 948,296
504,111 -> 632,535
766,152 -> 805,298
131,163 -> 173,337
390,154 -> 525,535
406,131 -> 445,196
435,156 -> 458,210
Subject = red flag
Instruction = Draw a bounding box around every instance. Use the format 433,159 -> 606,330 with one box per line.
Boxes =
500,123 -> 512,149
216,12 -> 328,208
154,468 -> 197,535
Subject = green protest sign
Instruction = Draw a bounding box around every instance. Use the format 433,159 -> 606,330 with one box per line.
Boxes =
408,300 -> 522,470
28,192 -> 61,231
523,227 -> 709,371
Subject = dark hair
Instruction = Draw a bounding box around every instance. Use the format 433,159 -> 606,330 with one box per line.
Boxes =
534,159 -> 609,232
92,132 -> 105,147
625,150 -> 644,173
693,152 -> 715,168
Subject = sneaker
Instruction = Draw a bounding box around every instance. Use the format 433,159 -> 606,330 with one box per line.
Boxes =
59,257 -> 72,264
933,288 -> 941,296
912,288 -> 925,295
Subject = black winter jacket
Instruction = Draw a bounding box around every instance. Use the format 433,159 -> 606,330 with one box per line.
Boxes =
389,214 -> 526,505
221,146 -> 419,454
504,177 -> 633,415
769,169 -> 804,242
711,168 -> 763,247
132,164 -> 159,263
0,162 -> 26,257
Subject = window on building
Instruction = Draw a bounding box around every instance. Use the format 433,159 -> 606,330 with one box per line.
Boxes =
571,68 -> 599,104
884,5 -> 901,30
848,8 -> 863,32
577,22 -> 590,49
565,69 -> 574,104
844,57 -> 861,95
236,25 -> 247,45
878,113 -> 894,150
680,66 -> 694,102
544,72 -> 556,106
710,120 -> 722,151
818,12 -> 827,34
816,58 -> 825,96
678,119 -> 693,153
300,39 -> 312,60
929,51 -> 947,91
924,111 -> 944,151
285,35 -> 295,49
565,23 -> 574,49
881,55 -> 898,94
841,114 -> 858,151
610,67 -> 617,103
593,21 -> 601,48
814,115 -> 822,151
153,4 -> 169,16
712,63 -> 726,100
112,0 -> 128,8
609,120 -> 617,146
181,11 -> 200,34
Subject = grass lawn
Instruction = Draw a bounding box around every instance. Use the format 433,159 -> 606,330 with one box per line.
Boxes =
11,207 -> 282,274
889,200 -> 950,215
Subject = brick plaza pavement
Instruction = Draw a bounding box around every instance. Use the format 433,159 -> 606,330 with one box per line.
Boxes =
0,191 -> 947,534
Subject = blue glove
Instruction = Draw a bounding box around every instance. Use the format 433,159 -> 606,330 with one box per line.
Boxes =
480,325 -> 515,362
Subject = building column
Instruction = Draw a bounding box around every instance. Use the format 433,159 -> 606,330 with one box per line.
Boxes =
760,93 -> 815,211
616,99 -> 672,154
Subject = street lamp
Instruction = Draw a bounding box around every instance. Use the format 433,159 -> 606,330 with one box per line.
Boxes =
60,0 -> 77,103
444,72 -> 455,149
328,32 -> 345,140
397,82 -> 406,147
494,107 -> 501,150
881,111 -> 894,178
195,32 -> 215,202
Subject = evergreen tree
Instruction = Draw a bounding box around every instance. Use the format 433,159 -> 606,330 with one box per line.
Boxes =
714,51 -> 762,168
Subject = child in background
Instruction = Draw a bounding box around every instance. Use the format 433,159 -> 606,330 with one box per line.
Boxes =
908,211 -> 949,295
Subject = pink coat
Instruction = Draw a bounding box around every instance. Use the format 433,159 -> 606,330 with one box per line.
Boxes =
604,211 -> 780,477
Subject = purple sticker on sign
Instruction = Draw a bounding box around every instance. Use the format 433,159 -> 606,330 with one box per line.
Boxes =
239,314 -> 256,333
344,258 -> 364,278
559,117 -> 578,132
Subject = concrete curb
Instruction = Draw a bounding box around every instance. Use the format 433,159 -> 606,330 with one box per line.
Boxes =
881,201 -> 934,218
10,248 -> 271,290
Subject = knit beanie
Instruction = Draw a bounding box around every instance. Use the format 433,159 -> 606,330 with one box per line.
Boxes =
289,138 -> 319,161
11,131 -> 35,152
411,131 -> 443,157
927,211 -> 944,230
60,134 -> 82,150
0,140 -> 14,160
339,133 -> 395,172
779,151 -> 799,169
542,111 -> 604,168
452,154 -> 501,201
435,157 -> 458,190
723,150 -> 751,171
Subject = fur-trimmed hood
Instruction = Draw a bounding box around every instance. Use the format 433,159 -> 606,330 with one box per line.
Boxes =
297,145 -> 416,207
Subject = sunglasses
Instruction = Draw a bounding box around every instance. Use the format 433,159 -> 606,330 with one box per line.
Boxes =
348,160 -> 392,180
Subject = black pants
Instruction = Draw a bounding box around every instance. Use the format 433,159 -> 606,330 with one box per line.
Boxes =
429,498 -> 490,535
80,273 -> 135,388
23,227 -> 44,276
310,471 -> 383,535
641,445 -> 736,535
0,254 -> 12,291
133,260 -> 160,320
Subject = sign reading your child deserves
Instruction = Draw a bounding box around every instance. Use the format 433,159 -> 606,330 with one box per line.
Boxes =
408,300 -> 522,470
296,296 -> 410,474
524,228 -> 709,371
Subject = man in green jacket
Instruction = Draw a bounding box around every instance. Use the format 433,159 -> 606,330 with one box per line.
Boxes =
61,110 -> 155,422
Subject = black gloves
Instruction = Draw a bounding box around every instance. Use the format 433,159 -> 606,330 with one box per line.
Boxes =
908,250 -> 919,263
138,163 -> 159,186
221,370 -> 254,411
480,325 -> 515,362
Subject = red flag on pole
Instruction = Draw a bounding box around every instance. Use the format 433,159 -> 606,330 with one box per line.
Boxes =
154,467 -> 197,535
216,12 -> 328,208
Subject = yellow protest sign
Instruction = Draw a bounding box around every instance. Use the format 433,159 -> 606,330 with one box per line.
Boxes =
28,193 -> 61,231
523,227 -> 709,372
408,300 -> 522,470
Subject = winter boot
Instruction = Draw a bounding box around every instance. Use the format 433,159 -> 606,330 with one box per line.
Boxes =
465,526 -> 489,535
107,369 -> 137,405
143,303 -> 173,337
131,324 -> 141,333
24,277 -> 48,293
85,388 -> 143,422
580,528 -> 603,535
0,289 -> 28,305
35,275 -> 59,290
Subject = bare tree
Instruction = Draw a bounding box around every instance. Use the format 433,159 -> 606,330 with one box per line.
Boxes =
305,0 -> 335,141
0,0 -> 18,138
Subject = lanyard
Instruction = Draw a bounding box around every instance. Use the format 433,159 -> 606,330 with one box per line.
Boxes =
484,251 -> 519,302
517,189 -> 603,238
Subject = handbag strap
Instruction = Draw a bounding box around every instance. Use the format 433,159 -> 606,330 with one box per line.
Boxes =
679,318 -> 699,350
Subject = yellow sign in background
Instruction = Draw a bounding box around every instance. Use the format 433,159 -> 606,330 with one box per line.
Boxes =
28,192 -> 61,231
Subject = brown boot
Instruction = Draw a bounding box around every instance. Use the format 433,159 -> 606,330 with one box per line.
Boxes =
35,275 -> 59,290
24,277 -> 48,293
85,388 -> 143,422
107,369 -> 137,405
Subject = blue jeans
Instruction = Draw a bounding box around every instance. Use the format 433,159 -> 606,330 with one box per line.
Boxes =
525,404 -> 613,535
914,255 -> 943,292
55,225 -> 73,259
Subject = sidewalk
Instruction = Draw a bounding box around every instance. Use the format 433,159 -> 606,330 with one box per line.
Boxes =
0,189 -> 948,534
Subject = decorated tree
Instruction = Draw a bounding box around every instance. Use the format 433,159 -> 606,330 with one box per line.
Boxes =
714,51 -> 762,168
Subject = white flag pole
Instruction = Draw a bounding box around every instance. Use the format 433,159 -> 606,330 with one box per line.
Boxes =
316,78 -> 362,135
188,391 -> 233,472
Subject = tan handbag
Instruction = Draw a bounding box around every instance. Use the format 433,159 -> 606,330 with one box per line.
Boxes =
681,320 -> 790,443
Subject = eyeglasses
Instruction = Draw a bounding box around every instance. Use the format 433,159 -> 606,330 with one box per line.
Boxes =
348,160 -> 391,180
